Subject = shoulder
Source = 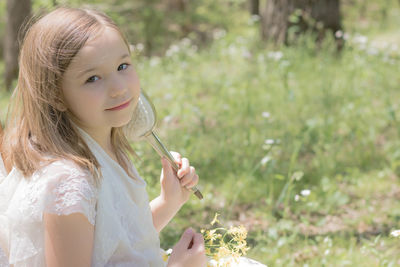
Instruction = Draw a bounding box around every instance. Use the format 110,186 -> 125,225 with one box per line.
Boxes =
36,158 -> 96,186
38,158 -> 99,225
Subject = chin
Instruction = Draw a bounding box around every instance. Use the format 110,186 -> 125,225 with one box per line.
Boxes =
112,114 -> 133,128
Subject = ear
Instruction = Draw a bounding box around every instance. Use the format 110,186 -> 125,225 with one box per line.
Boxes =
54,102 -> 67,112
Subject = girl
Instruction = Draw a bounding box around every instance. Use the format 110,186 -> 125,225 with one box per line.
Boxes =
0,6 -> 205,267
0,6 -> 266,267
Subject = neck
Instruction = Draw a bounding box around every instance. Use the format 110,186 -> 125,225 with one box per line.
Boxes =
73,122 -> 115,158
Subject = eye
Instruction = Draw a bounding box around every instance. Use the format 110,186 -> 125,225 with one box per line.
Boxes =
118,63 -> 130,71
86,75 -> 100,83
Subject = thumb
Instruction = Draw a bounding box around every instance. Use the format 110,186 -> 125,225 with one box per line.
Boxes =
176,228 -> 195,250
190,233 -> 205,251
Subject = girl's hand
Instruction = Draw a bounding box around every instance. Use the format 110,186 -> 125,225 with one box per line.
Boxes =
160,151 -> 199,207
167,228 -> 207,267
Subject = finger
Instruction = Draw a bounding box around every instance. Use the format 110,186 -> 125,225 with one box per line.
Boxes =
161,157 -> 174,176
190,233 -> 205,253
180,166 -> 196,186
177,158 -> 190,178
170,151 -> 182,165
177,228 -> 195,250
184,174 -> 199,189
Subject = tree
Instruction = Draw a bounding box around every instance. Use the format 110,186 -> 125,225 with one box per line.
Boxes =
249,0 -> 259,16
4,0 -> 31,91
167,0 -> 187,12
261,0 -> 343,48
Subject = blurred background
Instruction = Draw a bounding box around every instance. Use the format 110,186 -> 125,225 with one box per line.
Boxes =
1,0 -> 400,265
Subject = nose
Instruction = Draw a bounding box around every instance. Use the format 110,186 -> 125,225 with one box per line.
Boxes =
109,75 -> 127,98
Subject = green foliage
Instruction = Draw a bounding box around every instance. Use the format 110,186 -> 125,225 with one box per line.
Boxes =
129,3 -> 400,263
0,0 -> 6,59
30,0 -> 247,56
1,0 -> 400,265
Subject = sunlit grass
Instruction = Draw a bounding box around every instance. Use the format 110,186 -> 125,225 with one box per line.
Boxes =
132,8 -> 400,264
1,1 -> 400,265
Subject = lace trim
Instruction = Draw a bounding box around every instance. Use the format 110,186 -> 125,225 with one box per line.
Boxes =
42,160 -> 98,225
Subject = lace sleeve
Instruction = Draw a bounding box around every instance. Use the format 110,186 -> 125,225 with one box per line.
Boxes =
41,159 -> 98,225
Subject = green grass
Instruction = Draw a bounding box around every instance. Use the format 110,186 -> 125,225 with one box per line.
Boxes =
1,0 -> 400,265
131,5 -> 400,264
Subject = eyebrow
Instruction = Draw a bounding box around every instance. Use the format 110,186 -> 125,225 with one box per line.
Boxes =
77,53 -> 130,78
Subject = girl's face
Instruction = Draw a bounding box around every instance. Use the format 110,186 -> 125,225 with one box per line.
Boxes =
61,27 -> 140,137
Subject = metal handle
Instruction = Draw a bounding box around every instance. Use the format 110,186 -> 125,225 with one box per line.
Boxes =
145,132 -> 203,200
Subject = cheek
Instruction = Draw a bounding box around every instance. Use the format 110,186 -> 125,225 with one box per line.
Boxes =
64,87 -> 105,117
127,69 -> 140,91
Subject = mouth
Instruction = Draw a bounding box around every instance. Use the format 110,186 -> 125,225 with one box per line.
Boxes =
106,98 -> 132,111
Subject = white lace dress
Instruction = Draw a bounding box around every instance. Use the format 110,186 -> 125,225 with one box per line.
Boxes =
0,126 -> 164,267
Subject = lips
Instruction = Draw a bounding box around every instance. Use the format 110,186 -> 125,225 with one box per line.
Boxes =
106,98 -> 132,111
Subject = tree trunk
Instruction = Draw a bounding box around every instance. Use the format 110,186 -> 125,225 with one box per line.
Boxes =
261,0 -> 342,48
4,0 -> 31,91
261,0 -> 291,45
249,0 -> 259,15
167,0 -> 186,12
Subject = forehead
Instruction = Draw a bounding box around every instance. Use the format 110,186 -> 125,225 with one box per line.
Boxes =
69,27 -> 129,69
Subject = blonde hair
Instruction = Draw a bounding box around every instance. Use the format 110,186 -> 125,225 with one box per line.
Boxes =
2,7 -> 137,184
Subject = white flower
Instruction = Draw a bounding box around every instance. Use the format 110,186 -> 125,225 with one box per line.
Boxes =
279,60 -> 291,68
242,49 -> 252,59
260,156 -> 271,166
294,194 -> 300,202
390,229 -> 400,237
180,37 -> 191,47
262,112 -> 270,118
208,259 -> 218,267
353,34 -> 368,45
150,57 -> 160,67
136,43 -> 144,51
180,61 -> 188,69
166,44 -> 180,57
335,30 -> 343,38
264,139 -> 274,145
228,44 -> 238,55
267,51 -> 283,61
213,29 -> 226,40
390,44 -> 398,52
163,115 -> 173,124
300,189 -> 311,196
366,47 -> 379,56
192,106 -> 201,114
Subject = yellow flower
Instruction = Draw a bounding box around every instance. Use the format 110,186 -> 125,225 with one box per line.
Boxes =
211,213 -> 220,225
202,213 -> 251,266
162,248 -> 172,262
215,246 -> 231,260
162,253 -> 169,262
228,225 -> 247,242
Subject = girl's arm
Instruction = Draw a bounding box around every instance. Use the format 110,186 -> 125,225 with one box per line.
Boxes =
150,153 -> 199,233
150,196 -> 180,232
44,212 -> 94,267
150,195 -> 183,233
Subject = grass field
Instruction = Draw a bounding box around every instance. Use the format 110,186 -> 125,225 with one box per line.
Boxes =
1,1 -> 400,265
